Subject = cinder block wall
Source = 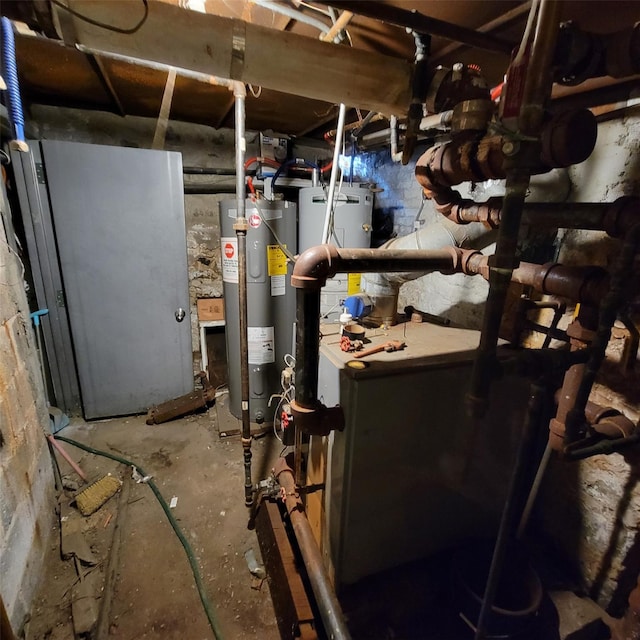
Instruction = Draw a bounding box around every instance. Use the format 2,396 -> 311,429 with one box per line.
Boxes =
0,194 -> 55,631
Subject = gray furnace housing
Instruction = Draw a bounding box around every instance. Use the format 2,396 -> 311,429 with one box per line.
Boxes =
219,199 -> 297,423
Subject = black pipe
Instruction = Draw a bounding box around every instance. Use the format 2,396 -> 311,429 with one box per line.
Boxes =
468,172 -> 531,417
466,0 -> 562,418
329,0 -> 515,54
520,202 -> 610,230
238,228 -> 253,508
551,78 -> 640,113
474,380 -> 548,640
275,461 -> 352,640
563,224 -> 640,446
295,289 -> 322,409
183,166 -> 236,175
184,184 -> 236,194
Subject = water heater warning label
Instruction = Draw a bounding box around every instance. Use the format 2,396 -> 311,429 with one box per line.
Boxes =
348,273 -> 362,295
267,245 -> 287,276
221,236 -> 238,283
248,326 -> 275,364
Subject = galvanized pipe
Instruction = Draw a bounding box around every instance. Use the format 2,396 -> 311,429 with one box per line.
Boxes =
474,380 -> 548,640
468,0 -> 563,419
563,224 -> 640,449
232,82 -> 253,508
322,103 -> 347,244
274,459 -> 352,640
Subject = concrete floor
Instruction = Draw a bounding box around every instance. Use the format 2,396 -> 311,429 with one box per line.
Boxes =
25,409 -> 281,640
24,404 -> 616,640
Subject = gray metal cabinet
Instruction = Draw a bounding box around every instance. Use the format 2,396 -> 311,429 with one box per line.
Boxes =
13,140 -> 192,419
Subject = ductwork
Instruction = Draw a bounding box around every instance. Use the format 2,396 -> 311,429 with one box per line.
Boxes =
362,217 -> 496,325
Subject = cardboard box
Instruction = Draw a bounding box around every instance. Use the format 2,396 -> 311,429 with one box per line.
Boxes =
197,298 -> 225,321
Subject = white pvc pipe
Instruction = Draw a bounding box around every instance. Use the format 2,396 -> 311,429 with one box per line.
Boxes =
321,102 -> 347,244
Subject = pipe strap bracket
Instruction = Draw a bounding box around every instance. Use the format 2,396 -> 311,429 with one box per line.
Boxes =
230,20 -> 246,80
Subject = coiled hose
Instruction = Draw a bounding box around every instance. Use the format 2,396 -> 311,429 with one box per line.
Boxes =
1,17 -> 26,145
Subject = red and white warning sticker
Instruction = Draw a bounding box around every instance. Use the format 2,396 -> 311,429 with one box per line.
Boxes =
221,236 -> 238,283
249,213 -> 261,229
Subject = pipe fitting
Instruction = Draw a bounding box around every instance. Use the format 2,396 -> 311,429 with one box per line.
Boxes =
291,244 -> 340,289
603,196 -> 640,238
290,400 -> 345,437
586,402 -> 637,440
539,108 -> 598,168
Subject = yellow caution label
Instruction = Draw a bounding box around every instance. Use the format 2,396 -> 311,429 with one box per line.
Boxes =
267,245 -> 288,276
347,273 -> 362,295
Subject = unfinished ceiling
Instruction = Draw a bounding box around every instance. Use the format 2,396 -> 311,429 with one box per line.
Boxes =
5,0 -> 640,137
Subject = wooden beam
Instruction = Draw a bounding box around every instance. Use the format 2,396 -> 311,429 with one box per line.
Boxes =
65,1 -> 412,116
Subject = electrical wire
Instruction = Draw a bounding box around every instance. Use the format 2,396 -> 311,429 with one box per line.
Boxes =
0,239 -> 26,287
53,434 -> 225,640
251,197 -> 297,262
268,354 -> 296,442
50,0 -> 149,35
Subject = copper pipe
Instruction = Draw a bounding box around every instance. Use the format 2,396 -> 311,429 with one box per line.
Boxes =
274,458 -> 351,640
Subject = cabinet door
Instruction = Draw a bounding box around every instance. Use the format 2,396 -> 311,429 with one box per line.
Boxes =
42,140 -> 192,419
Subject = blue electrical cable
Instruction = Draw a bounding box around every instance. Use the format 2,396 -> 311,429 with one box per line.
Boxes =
271,158 -> 319,192
1,17 -> 26,145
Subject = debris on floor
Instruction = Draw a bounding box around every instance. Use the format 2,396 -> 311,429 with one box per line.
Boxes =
26,414 -> 280,640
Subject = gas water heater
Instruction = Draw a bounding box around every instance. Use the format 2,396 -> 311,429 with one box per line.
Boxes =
219,199 -> 297,423
298,185 -> 373,318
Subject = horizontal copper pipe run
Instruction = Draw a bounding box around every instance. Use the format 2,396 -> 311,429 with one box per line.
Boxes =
274,458 -> 351,640
292,245 -> 460,290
